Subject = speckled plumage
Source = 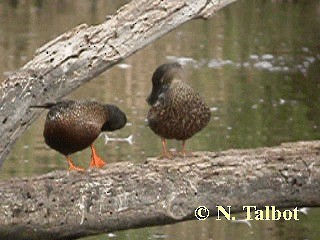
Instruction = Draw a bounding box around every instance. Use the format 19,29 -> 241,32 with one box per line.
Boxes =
44,100 -> 126,155
36,100 -> 126,170
146,62 -> 211,156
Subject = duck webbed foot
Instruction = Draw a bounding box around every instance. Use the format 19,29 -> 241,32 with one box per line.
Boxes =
89,144 -> 106,168
66,156 -> 85,171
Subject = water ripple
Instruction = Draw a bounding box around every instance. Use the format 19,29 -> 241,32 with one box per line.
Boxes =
167,50 -> 318,74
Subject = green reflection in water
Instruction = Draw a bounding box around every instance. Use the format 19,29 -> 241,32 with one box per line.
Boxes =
0,0 -> 320,240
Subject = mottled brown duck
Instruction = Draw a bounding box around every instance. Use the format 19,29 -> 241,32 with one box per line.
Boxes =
34,100 -> 127,171
146,62 -> 211,158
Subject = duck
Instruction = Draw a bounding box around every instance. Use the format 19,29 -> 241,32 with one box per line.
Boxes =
146,62 -> 211,158
34,100 -> 127,171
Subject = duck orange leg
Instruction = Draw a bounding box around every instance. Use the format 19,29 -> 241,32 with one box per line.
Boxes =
89,144 -> 106,168
180,140 -> 193,157
160,138 -> 172,159
66,156 -> 84,171
181,140 -> 187,157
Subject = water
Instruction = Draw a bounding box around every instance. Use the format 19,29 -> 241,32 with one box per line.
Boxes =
1,0 -> 320,239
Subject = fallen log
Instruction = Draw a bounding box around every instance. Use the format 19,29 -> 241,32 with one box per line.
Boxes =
0,141 -> 319,240
0,0 -> 237,165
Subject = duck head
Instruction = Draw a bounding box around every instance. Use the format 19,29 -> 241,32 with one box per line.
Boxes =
146,62 -> 185,105
102,105 -> 127,131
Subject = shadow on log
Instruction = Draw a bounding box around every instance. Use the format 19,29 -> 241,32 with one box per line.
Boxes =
0,141 -> 319,240
0,0 -> 237,165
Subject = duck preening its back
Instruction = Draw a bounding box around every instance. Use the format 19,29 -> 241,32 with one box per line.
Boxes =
33,100 -> 127,171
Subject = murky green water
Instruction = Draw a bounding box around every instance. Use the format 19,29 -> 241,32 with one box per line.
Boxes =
1,0 -> 320,239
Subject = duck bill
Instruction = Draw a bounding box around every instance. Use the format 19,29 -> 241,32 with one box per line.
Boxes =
146,87 -> 160,106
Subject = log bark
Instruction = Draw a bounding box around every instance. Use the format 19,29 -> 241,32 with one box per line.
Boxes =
0,0 -> 237,166
0,141 -> 320,240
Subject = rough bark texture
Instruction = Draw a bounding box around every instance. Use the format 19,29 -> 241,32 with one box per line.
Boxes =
0,141 -> 320,240
0,0 -> 237,166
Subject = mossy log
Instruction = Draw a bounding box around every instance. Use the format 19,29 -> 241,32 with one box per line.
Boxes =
0,141 -> 319,240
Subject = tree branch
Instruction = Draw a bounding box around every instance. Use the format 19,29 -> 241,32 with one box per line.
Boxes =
0,0 -> 237,165
0,141 -> 320,240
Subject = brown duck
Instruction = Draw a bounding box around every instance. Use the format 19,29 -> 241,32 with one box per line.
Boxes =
146,62 -> 211,157
34,100 -> 127,171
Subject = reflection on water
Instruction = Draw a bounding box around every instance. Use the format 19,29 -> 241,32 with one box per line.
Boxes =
82,209 -> 320,240
0,0 -> 320,240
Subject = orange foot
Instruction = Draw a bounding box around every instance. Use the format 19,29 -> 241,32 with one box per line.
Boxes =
179,140 -> 194,158
158,138 -> 173,159
158,151 -> 173,159
178,150 -> 194,158
66,156 -> 85,171
89,145 -> 106,168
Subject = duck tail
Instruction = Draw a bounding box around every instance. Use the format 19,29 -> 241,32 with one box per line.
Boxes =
30,102 -> 57,109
